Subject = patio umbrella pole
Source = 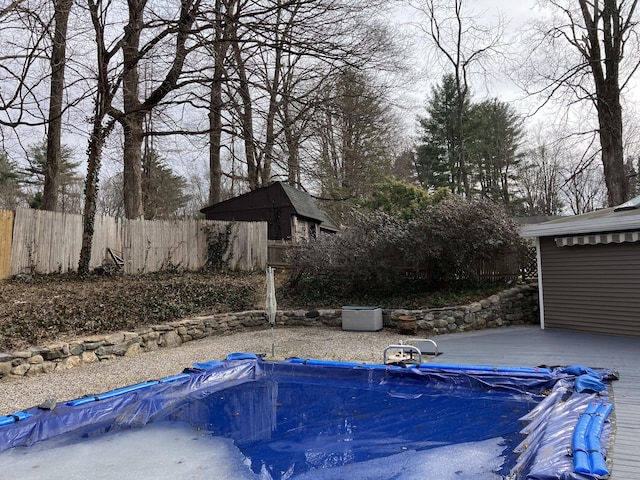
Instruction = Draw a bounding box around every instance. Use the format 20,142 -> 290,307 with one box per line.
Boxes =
271,324 -> 275,359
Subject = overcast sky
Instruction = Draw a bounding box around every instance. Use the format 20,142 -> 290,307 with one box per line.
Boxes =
390,1 -> 544,129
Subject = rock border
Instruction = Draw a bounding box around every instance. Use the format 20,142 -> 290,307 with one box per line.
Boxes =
0,283 -> 538,380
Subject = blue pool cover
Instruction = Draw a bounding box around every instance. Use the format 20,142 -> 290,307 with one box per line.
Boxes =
0,355 -> 615,479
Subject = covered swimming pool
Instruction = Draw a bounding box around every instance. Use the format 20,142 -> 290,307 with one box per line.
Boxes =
0,354 -> 615,479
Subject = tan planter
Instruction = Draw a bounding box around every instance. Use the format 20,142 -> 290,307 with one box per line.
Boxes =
398,315 -> 417,335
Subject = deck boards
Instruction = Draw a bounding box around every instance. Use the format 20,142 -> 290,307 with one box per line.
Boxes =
429,327 -> 640,480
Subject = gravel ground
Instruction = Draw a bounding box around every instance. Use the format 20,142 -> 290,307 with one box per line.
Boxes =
0,327 -> 406,416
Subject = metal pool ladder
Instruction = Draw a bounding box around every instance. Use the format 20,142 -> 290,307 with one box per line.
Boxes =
383,338 -> 438,365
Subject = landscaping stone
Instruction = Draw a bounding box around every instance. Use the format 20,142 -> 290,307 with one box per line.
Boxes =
27,355 -> 44,364
69,342 -> 85,356
0,361 -> 12,377
81,351 -> 98,364
159,331 -> 182,348
11,351 -> 30,359
0,283 -> 539,379
11,363 -> 30,376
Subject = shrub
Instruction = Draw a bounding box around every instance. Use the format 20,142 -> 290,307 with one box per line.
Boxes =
288,210 -> 409,293
406,197 -> 527,286
288,196 -> 526,294
356,177 -> 450,220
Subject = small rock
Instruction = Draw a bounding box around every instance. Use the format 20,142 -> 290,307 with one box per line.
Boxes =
38,398 -> 57,410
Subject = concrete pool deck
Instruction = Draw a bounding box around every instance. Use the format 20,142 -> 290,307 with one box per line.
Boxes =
0,325 -> 638,478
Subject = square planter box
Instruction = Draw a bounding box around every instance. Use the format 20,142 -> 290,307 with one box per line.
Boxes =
341,306 -> 383,332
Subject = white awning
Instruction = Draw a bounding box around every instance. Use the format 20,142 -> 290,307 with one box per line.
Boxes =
555,231 -> 640,247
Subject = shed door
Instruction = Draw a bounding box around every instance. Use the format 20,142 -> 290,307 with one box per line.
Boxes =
540,236 -> 640,338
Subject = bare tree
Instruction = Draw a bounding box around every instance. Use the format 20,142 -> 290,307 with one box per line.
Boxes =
523,0 -> 639,206
0,0 -> 51,128
515,123 -> 608,216
206,0 -> 234,204
107,0 -> 201,219
197,0 -> 399,200
78,0 -> 120,275
411,0 -> 504,198
516,131 -> 565,216
310,69 -> 399,220
43,0 -> 74,211
0,0 -> 28,18
562,154 -> 607,214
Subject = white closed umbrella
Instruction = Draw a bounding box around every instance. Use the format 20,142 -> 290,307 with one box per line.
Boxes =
266,267 -> 277,326
265,267 -> 277,358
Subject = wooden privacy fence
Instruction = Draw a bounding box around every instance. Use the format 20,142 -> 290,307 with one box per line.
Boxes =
477,251 -> 522,282
4,208 -> 267,278
0,210 -> 13,279
267,240 -> 306,268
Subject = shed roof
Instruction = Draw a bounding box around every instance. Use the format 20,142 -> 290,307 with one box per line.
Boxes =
278,182 -> 338,231
520,195 -> 640,238
200,182 -> 339,231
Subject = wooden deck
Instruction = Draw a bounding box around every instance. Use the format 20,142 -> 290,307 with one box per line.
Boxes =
429,326 -> 640,480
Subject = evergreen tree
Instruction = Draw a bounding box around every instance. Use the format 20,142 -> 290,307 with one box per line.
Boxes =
417,77 -> 524,212
356,176 -> 449,220
0,152 -> 26,209
469,99 -> 524,211
142,150 -> 190,220
416,74 -> 471,194
21,142 -> 82,213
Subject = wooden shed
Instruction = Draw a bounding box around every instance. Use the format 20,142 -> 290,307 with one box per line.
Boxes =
520,196 -> 640,338
200,182 -> 338,242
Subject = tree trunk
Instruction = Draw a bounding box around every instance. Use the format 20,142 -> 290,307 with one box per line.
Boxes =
281,75 -> 301,187
262,6 -> 286,187
455,79 -> 470,198
231,39 -> 259,190
115,0 -> 198,217
578,0 -> 630,206
208,0 -> 230,205
598,94 -> 627,206
208,78 -> 224,205
79,0 -> 115,275
43,0 -> 73,212
120,0 -> 145,219
122,113 -> 145,219
285,125 -> 300,186
78,120 -> 104,276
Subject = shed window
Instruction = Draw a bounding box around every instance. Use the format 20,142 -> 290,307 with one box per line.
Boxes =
555,231 -> 640,247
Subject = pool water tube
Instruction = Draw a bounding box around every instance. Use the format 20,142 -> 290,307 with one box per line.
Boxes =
572,402 -> 614,477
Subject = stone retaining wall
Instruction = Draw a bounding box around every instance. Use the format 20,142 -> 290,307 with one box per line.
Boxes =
0,283 -> 538,380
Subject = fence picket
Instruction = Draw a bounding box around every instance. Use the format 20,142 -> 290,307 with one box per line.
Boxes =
5,209 -> 267,276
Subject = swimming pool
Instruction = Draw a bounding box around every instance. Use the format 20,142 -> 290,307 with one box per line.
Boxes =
0,355 -> 615,479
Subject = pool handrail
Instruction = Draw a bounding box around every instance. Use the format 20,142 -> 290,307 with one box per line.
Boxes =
383,344 -> 423,365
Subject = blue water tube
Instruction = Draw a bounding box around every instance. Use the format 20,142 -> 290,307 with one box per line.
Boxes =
0,411 -> 31,428
572,402 -> 598,473
587,403 -> 614,476
192,359 -> 225,370
417,363 -> 552,375
159,372 -> 191,383
572,401 -> 614,476
226,352 -> 259,361
66,380 -> 160,406
285,358 -> 367,368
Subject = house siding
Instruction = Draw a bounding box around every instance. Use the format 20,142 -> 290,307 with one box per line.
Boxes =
539,236 -> 640,337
